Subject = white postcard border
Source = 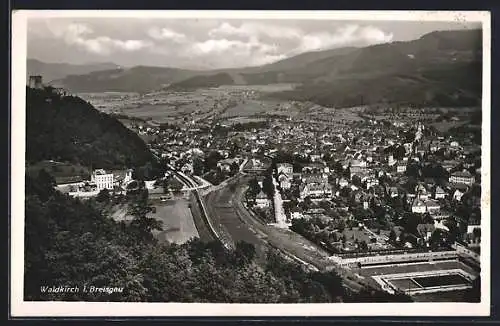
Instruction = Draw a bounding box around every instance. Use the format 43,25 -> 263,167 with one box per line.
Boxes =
10,10 -> 491,317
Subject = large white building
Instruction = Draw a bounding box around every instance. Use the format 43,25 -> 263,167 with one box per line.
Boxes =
91,169 -> 114,191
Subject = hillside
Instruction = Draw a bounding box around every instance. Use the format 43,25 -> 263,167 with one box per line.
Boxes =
53,65 -> 198,93
51,29 -> 482,107
26,87 -> 156,170
166,72 -> 236,90
27,59 -> 119,84
241,46 -> 359,73
268,29 -> 482,107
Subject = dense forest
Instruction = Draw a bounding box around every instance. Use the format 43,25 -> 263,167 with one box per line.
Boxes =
26,87 -> 157,171
269,61 -> 481,108
25,170 -> 412,302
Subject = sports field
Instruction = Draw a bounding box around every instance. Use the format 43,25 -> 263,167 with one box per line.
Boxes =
358,260 -> 476,277
414,274 -> 469,288
374,269 -> 474,294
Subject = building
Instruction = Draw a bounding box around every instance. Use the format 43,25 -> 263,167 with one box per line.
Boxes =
302,163 -> 329,174
350,159 -> 368,178
411,198 -> 426,214
217,158 -> 236,172
415,183 -> 429,200
453,188 -> 466,201
54,87 -> 69,96
424,199 -> 441,214
181,162 -> 194,174
91,169 -> 114,191
365,177 -> 379,189
28,75 -> 43,89
396,163 -> 407,173
434,186 -> 446,199
277,163 -> 293,176
449,170 -> 475,185
338,178 -> 349,188
388,155 -> 396,166
278,173 -> 292,190
299,182 -> 333,200
255,190 -> 270,208
387,186 -> 399,198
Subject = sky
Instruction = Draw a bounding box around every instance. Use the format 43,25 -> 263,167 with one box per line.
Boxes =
27,17 -> 481,70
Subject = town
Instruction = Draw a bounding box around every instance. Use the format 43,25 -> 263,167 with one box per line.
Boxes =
49,78 -> 481,300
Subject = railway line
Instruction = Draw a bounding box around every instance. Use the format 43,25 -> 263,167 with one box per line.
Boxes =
171,166 -> 375,294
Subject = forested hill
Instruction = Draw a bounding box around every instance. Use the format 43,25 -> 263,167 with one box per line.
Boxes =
26,87 -> 155,170
53,29 -> 482,108
166,72 -> 236,91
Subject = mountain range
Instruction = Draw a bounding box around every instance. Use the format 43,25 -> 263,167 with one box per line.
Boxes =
26,59 -> 121,84
30,29 -> 482,107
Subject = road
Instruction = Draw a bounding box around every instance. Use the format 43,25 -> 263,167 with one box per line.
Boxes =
271,177 -> 288,228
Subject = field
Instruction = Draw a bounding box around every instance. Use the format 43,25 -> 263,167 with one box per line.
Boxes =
80,89 -> 225,124
122,104 -> 181,122
222,117 -> 269,125
79,85 -> 368,125
216,84 -> 298,93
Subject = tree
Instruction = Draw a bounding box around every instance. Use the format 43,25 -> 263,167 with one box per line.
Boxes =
393,145 -> 406,161
233,241 -> 256,267
128,194 -> 163,240
302,196 -> 313,210
37,168 -> 56,188
193,158 -> 204,176
230,161 -> 240,173
262,171 -> 275,198
168,179 -> 184,194
96,188 -> 110,202
422,213 -> 433,224
247,177 -> 261,197
389,229 -> 397,243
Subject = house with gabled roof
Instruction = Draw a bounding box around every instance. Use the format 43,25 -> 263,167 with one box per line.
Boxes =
434,186 -> 446,199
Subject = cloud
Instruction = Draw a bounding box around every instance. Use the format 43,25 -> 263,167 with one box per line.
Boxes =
51,22 -> 152,55
204,22 -> 394,65
208,22 -> 303,40
251,53 -> 288,66
30,19 -> 396,68
147,27 -> 187,43
191,37 -> 275,55
188,36 -> 281,67
296,24 -> 394,52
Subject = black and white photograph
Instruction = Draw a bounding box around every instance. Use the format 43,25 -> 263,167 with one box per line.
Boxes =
10,10 -> 490,317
